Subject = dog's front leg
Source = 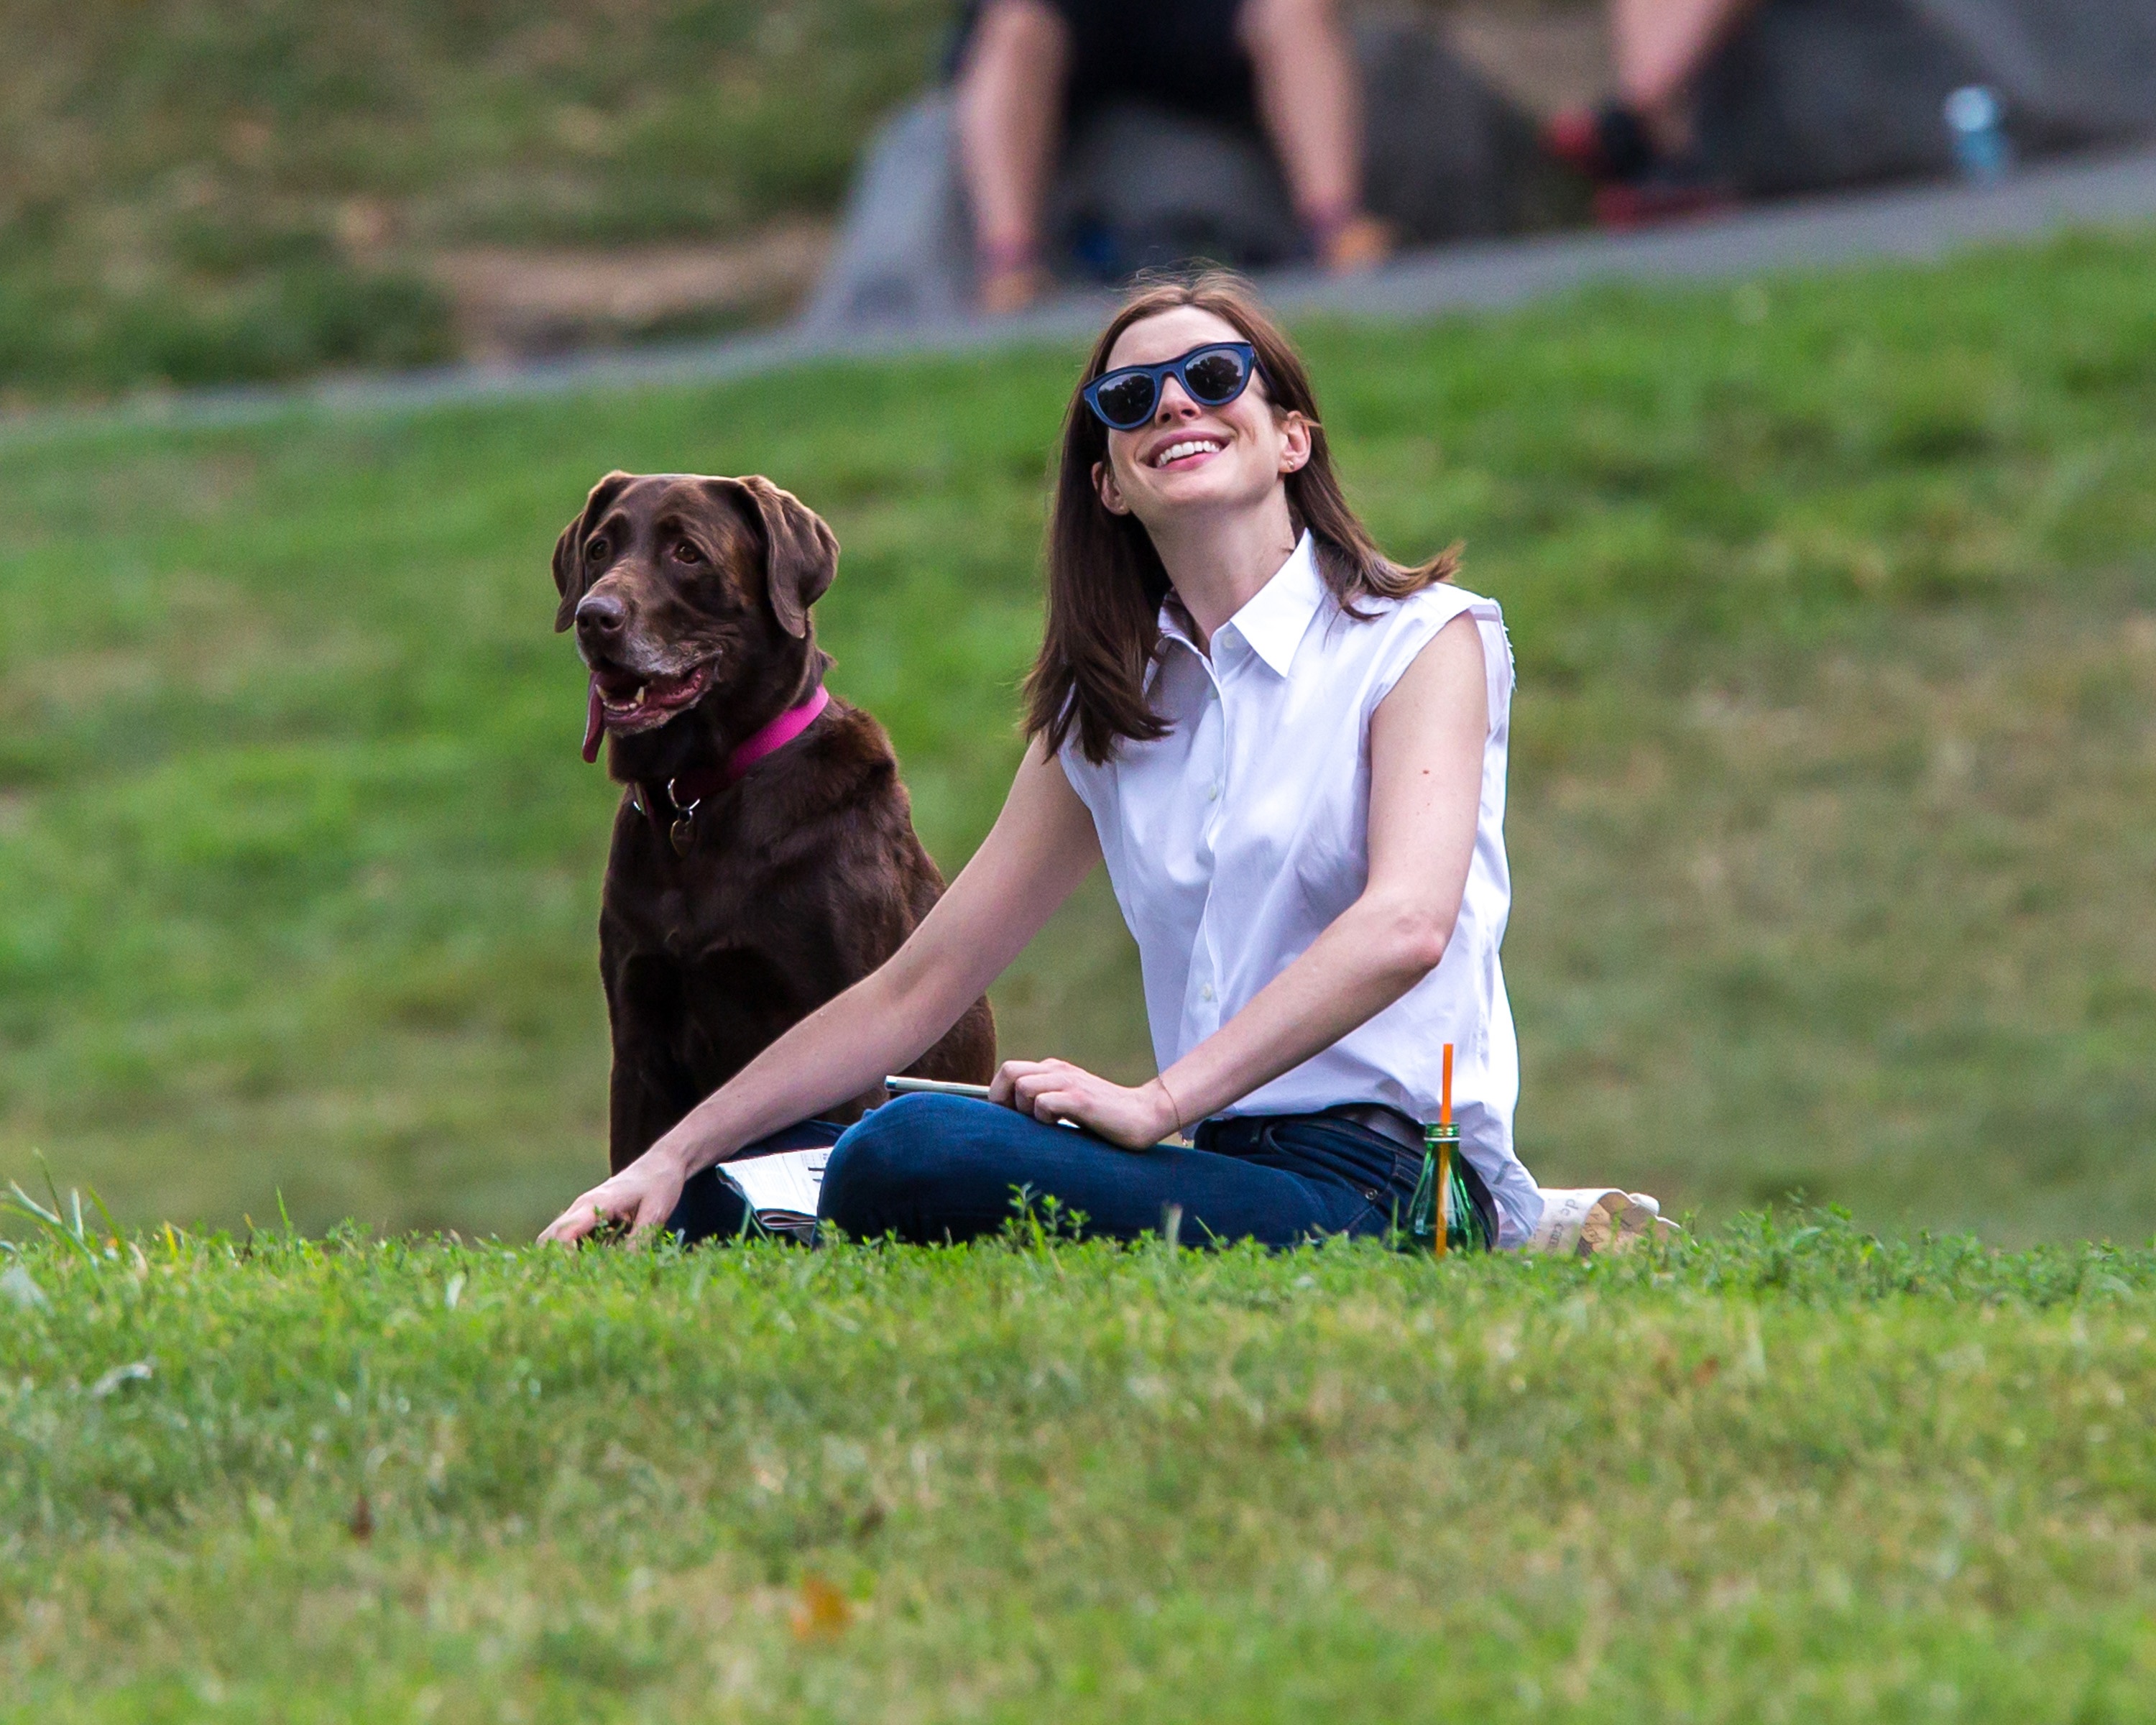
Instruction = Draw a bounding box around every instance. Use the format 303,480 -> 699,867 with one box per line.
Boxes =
603,947 -> 700,1174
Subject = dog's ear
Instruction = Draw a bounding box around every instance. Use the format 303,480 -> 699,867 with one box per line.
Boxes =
552,471 -> 635,633
709,476 -> 838,639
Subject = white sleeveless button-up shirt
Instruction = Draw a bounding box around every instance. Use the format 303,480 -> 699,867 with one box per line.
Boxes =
1059,533 -> 1541,1246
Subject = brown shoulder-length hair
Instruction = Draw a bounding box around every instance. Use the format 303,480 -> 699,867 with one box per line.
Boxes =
1023,270 -> 1459,765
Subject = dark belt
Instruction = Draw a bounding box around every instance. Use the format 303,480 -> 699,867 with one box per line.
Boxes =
1324,1102 -> 1426,1157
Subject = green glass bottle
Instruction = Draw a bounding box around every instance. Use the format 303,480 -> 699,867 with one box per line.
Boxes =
1405,1121 -> 1468,1254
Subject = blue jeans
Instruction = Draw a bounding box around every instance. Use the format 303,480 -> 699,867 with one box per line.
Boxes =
666,1092 -> 1431,1249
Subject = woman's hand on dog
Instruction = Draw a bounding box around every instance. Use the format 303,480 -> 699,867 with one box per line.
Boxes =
538,1149 -> 688,1246
989,1057 -> 1180,1149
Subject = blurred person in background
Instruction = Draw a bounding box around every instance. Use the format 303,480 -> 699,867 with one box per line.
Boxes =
1545,0 -> 1760,225
954,0 -> 1395,313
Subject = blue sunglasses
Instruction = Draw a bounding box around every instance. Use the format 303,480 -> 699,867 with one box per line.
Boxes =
1082,341 -> 1264,431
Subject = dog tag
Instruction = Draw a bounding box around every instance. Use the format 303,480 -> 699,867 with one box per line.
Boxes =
669,812 -> 696,856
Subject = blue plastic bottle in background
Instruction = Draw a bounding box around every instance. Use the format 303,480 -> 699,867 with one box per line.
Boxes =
1945,86 -> 2013,182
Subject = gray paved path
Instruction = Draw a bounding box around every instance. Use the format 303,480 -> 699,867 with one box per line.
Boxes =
9,142 -> 2155,450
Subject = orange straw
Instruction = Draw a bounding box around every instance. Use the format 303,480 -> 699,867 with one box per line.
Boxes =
1435,1043 -> 1455,1257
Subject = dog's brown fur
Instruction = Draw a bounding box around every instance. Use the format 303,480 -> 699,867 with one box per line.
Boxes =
553,471 -> 995,1173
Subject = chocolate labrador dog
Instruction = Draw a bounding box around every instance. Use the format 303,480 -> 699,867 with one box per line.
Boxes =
553,470 -> 995,1173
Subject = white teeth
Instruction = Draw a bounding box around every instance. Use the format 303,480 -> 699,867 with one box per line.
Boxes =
1153,438 -> 1222,468
604,665 -> 708,717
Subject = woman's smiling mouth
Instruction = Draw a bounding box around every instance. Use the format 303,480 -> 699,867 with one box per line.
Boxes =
1151,436 -> 1224,470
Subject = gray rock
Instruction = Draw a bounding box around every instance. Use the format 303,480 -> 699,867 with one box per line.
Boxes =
1361,23 -> 1569,245
803,95 -> 973,329
1697,0 -> 2156,197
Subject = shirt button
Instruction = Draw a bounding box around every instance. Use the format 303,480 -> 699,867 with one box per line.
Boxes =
1200,983 -> 1215,1002
1206,782 -> 1220,801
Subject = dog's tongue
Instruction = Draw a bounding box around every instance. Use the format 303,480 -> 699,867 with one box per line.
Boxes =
582,679 -> 604,764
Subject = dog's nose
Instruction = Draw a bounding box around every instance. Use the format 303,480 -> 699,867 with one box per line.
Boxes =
574,592 -> 627,640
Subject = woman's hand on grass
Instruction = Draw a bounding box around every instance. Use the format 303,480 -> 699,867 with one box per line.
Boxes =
989,1058 -> 1179,1149
538,1148 -> 688,1246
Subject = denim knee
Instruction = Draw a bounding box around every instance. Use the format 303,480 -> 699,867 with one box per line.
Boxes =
819,1092 -> 949,1236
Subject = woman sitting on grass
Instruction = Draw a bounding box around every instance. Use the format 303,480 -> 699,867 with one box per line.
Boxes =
540,273 -> 1542,1251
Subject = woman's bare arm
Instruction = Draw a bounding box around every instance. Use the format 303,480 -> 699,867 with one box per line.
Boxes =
540,739 -> 1102,1241
995,612 -> 1487,1142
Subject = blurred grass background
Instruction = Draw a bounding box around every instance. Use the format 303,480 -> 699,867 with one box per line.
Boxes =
2,232 -> 2152,1243
0,0 -> 956,394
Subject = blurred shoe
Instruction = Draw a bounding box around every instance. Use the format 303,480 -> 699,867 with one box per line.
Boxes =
1545,101 -> 1736,231
977,235 -> 1048,316
1314,210 -> 1395,275
979,262 -> 1049,315
1543,102 -> 1658,186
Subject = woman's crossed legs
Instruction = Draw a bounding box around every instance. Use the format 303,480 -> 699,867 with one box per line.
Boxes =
669,1092 -> 1412,1248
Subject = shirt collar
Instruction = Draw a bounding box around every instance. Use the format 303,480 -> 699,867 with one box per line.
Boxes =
1154,532 -> 1325,678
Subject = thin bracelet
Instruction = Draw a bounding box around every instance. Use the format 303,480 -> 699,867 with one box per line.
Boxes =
1154,1072 -> 1188,1134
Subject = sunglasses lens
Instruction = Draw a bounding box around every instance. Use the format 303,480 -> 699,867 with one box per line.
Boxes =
1093,372 -> 1157,426
1181,348 -> 1250,404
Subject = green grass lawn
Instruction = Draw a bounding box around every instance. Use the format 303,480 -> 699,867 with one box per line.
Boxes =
6,232 -> 2155,1244
4,1216 -> 2155,1722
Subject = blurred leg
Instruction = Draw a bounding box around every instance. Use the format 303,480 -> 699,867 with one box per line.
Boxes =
954,0 -> 1070,313
1238,0 -> 1392,272
1611,0 -> 1759,152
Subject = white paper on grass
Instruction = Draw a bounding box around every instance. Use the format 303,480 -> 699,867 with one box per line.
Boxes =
721,1146 -> 829,1222
1529,1187 -> 1677,1256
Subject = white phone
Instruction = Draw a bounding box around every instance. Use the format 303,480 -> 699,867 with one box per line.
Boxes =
882,1076 -> 992,1098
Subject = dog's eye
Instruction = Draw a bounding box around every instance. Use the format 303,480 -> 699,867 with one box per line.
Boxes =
671,540 -> 704,565
586,537 -> 609,563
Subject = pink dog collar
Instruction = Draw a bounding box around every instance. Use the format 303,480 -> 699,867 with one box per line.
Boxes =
723,683 -> 829,784
609,683 -> 832,855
